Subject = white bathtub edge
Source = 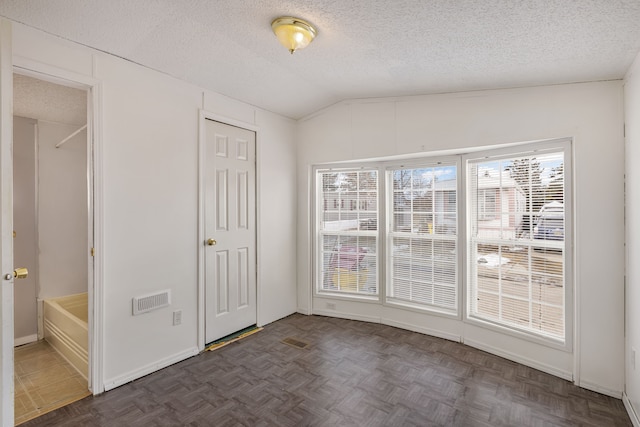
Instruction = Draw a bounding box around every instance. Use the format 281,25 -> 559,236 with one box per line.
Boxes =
103,346 -> 200,391
44,294 -> 89,379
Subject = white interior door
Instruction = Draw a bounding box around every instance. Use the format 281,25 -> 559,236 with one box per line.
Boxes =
204,119 -> 256,344
0,18 -> 14,426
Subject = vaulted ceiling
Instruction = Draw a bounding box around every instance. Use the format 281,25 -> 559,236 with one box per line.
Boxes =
1,1 -> 640,119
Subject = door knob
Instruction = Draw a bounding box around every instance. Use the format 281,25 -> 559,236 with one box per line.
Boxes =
13,267 -> 28,279
206,238 -> 217,246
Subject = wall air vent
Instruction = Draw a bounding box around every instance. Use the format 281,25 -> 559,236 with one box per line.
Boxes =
132,290 -> 171,315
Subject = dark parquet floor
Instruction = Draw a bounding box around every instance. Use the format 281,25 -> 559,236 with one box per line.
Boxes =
22,314 -> 631,426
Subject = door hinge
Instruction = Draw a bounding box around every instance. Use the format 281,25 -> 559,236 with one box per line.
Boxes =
91,247 -> 95,257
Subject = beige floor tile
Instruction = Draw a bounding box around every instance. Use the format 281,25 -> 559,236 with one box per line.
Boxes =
15,350 -> 64,376
20,362 -> 78,391
14,341 -> 57,361
15,393 -> 38,414
14,340 -> 89,425
14,376 -> 26,395
14,375 -> 40,426
15,355 -> 65,379
30,376 -> 88,409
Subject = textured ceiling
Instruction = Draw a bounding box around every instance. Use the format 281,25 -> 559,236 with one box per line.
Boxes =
14,73 -> 87,126
2,0 -> 640,119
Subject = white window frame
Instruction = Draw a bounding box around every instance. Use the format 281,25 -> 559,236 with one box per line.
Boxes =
313,157 -> 463,318
384,157 -> 461,316
462,139 -> 573,350
314,166 -> 382,301
311,138 -> 572,350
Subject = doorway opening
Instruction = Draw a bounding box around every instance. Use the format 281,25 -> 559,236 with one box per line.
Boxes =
12,72 -> 92,424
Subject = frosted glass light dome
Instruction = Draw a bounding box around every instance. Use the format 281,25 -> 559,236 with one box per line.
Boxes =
271,17 -> 317,54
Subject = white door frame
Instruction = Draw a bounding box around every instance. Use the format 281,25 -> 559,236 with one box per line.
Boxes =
197,110 -> 261,351
0,17 -> 16,426
4,41 -> 105,406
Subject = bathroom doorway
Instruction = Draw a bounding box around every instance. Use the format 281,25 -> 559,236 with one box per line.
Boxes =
12,72 -> 92,424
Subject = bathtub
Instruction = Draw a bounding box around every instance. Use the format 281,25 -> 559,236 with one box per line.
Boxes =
43,292 -> 88,379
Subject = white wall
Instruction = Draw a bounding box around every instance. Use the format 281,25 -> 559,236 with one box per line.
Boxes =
625,51 -> 640,422
37,120 -> 88,299
297,82 -> 625,397
10,22 -> 297,390
255,110 -> 298,324
13,116 -> 37,342
96,54 -> 202,382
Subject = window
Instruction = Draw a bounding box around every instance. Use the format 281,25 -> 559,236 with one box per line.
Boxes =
317,169 -> 378,295
387,165 -> 458,311
313,140 -> 570,346
467,149 -> 567,342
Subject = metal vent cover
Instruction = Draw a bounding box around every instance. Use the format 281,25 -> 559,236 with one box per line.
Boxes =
281,337 -> 309,349
133,290 -> 171,315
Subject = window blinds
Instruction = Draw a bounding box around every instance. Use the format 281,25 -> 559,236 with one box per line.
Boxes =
318,170 -> 378,295
468,152 -> 565,340
388,165 -> 458,311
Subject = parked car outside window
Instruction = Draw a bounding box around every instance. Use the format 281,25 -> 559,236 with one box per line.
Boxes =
533,201 -> 564,241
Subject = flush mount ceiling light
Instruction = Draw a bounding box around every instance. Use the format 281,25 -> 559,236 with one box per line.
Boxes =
271,16 -> 317,54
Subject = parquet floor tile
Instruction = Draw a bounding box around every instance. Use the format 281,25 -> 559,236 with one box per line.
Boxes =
21,314 -> 632,426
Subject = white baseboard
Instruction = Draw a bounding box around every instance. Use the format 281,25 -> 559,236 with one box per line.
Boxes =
296,308 -> 311,315
103,346 -> 199,391
381,318 -> 461,343
463,338 -> 573,381
624,392 -> 640,427
312,311 -> 461,343
312,311 -> 564,379
312,309 -> 380,324
577,379 -> 622,399
14,334 -> 38,347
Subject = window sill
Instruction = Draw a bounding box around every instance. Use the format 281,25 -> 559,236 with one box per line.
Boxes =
314,291 -> 380,303
384,299 -> 459,319
464,315 -> 570,352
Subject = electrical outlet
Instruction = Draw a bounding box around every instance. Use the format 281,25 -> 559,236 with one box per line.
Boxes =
326,302 -> 336,310
173,310 -> 182,326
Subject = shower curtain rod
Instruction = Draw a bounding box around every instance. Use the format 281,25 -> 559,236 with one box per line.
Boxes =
55,124 -> 87,148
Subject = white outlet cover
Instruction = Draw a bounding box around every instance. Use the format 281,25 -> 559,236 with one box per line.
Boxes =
173,310 -> 182,326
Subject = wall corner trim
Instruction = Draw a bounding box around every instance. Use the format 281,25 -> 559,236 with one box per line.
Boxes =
576,379 -> 623,399
624,392 -> 640,427
102,347 -> 199,392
